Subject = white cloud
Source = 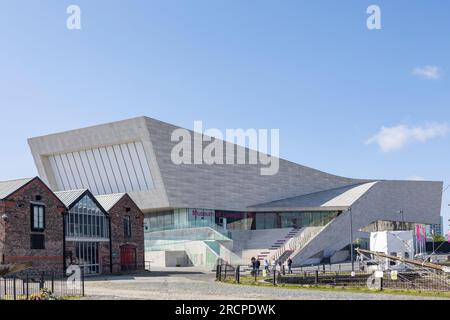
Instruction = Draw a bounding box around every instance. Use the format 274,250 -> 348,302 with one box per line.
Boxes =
412,65 -> 442,80
366,123 -> 449,152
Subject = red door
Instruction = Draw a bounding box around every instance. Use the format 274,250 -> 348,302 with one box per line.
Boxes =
120,245 -> 137,271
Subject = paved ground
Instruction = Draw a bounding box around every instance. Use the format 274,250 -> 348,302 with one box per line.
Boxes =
82,267 -> 448,300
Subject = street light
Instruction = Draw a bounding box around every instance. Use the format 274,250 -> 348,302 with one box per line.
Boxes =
397,210 -> 405,230
347,207 -> 355,272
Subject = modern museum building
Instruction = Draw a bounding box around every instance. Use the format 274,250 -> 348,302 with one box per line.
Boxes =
28,117 -> 443,268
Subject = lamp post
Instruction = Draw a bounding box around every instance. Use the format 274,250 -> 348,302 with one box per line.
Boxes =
397,210 -> 405,230
348,207 -> 354,272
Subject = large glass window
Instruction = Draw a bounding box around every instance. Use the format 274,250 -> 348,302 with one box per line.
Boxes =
66,195 -> 109,239
75,242 -> 99,275
145,211 -> 175,232
254,211 -> 339,230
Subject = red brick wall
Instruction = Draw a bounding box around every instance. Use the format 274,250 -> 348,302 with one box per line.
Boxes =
0,178 -> 65,275
108,195 -> 145,273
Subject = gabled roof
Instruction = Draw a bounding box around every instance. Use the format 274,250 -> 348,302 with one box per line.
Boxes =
54,189 -> 109,215
0,178 -> 34,199
95,193 -> 126,212
248,182 -> 379,212
54,189 -> 88,208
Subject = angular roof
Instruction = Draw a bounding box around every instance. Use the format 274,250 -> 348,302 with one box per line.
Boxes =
95,193 -> 126,212
27,116 -> 373,212
54,189 -> 88,208
0,178 -> 34,199
248,182 -> 379,211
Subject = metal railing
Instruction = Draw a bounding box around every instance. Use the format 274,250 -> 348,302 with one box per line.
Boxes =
273,226 -> 324,263
217,262 -> 450,293
145,222 -> 232,239
0,270 -> 85,300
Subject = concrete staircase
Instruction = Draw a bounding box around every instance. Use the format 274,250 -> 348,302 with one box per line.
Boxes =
232,228 -> 300,263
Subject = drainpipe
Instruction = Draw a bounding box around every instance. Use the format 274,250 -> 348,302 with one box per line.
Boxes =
109,217 -> 113,273
62,210 -> 67,276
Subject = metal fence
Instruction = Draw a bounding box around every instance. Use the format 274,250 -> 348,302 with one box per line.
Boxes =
216,263 -> 237,282
279,269 -> 450,292
0,271 -> 85,300
217,263 -> 450,293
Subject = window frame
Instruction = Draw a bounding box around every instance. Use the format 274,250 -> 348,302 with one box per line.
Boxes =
123,215 -> 132,238
31,204 -> 46,232
30,234 -> 45,250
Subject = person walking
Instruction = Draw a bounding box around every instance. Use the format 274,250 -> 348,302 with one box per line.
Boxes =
278,260 -> 283,275
264,259 -> 270,275
251,257 -> 256,276
255,259 -> 261,276
287,258 -> 293,274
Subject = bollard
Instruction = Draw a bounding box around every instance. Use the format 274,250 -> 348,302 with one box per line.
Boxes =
51,272 -> 54,293
273,269 -> 276,286
315,270 -> 319,284
81,267 -> 85,297
216,265 -> 220,280
235,266 -> 240,284
26,275 -> 29,300
13,277 -> 16,300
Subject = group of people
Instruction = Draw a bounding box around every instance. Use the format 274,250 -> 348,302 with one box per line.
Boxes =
251,257 -> 293,276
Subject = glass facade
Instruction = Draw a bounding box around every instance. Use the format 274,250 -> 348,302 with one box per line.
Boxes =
65,195 -> 109,239
75,241 -> 99,275
144,208 -> 339,233
255,211 -> 339,230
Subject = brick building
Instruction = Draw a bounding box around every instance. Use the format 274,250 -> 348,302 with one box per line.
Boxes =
0,177 -> 66,275
96,193 -> 144,273
55,189 -> 144,275
55,189 -> 112,275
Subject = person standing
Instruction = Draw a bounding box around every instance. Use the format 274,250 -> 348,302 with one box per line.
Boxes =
264,259 -> 270,275
255,259 -> 261,276
287,258 -> 293,274
251,257 -> 256,276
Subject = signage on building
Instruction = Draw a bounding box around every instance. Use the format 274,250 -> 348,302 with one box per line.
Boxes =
215,211 -> 245,219
191,209 -> 214,217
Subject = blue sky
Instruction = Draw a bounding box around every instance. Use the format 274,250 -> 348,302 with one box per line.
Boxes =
0,1 -> 449,233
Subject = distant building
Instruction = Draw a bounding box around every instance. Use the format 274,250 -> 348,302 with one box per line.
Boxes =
370,231 -> 414,270
427,216 -> 444,238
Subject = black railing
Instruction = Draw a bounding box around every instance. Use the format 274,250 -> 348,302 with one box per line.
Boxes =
0,270 -> 85,300
218,263 -> 450,293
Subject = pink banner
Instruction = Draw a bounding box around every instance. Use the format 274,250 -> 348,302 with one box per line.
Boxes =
416,225 -> 421,241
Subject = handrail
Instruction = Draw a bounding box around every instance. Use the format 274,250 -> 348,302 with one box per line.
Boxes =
145,222 -> 232,238
275,226 -> 325,262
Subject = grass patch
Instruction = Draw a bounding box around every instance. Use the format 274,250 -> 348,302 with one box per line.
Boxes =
220,276 -> 450,298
